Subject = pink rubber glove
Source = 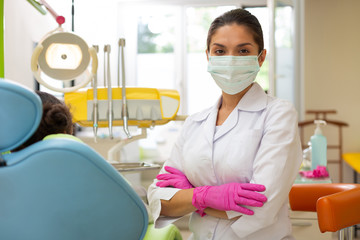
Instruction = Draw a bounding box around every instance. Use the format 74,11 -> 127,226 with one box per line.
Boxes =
156,166 -> 194,189
192,182 -> 267,216
156,166 -> 205,216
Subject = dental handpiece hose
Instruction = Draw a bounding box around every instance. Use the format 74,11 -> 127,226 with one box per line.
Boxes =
92,45 -> 99,142
105,44 -> 113,139
119,38 -> 132,139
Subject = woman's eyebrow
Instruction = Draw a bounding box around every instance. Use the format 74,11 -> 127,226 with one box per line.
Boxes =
211,42 -> 254,48
236,43 -> 253,47
211,43 -> 226,48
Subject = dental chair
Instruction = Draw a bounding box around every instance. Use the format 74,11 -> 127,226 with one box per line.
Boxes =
289,183 -> 360,240
0,79 -> 149,240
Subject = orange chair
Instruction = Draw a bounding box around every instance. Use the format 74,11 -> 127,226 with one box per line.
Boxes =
289,184 -> 360,240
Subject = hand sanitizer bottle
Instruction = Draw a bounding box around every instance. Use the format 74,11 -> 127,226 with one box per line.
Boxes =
311,120 -> 327,170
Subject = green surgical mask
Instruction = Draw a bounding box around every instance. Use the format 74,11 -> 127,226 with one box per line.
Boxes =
207,54 -> 261,95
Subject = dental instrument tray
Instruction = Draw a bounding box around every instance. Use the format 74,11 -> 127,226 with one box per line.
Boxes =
110,162 -> 161,172
64,87 -> 180,128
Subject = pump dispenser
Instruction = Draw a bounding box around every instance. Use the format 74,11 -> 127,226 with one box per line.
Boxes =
310,120 -> 327,170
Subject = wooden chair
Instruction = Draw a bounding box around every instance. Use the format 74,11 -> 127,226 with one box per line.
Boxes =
289,183 -> 360,239
298,110 -> 348,182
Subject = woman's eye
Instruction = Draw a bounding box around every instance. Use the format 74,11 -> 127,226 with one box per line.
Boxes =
214,49 -> 225,55
239,49 -> 250,55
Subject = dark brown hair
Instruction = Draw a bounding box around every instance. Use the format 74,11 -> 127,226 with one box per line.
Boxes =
207,8 -> 264,54
13,91 -> 73,151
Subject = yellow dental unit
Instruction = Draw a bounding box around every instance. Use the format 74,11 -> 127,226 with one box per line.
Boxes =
64,87 -> 180,129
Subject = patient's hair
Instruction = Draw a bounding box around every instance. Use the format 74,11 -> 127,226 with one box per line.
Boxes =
12,91 -> 73,151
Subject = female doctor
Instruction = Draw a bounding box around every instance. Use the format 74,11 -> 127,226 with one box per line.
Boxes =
147,8 -> 302,240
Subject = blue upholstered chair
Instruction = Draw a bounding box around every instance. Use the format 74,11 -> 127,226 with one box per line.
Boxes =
0,79 -> 148,239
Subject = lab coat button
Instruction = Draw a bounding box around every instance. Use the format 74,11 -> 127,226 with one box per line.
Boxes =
207,232 -> 213,239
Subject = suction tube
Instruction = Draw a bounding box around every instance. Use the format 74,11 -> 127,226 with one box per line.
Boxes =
104,44 -> 113,139
118,38 -> 131,139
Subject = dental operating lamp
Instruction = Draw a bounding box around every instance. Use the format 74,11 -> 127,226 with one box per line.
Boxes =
29,0 -> 98,93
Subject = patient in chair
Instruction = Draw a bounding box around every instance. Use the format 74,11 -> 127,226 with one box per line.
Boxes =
12,91 -> 75,152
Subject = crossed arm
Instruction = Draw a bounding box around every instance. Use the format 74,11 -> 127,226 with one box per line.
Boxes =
157,166 -> 267,219
160,188 -> 230,219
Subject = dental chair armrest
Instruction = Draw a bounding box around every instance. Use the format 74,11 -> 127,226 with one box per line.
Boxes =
317,187 -> 360,233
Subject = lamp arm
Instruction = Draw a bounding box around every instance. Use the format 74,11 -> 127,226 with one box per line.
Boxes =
38,0 -> 65,25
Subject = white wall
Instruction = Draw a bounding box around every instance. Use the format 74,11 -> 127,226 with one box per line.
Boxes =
304,0 -> 360,182
4,0 -> 57,88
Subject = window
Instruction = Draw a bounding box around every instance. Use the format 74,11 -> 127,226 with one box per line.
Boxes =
119,3 -> 251,115
136,7 -> 178,89
118,3 -> 270,115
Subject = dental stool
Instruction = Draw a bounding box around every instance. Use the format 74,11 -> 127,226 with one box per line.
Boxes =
289,183 -> 360,240
0,79 -> 156,240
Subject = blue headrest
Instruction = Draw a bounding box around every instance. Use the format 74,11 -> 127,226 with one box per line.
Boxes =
0,79 -> 42,152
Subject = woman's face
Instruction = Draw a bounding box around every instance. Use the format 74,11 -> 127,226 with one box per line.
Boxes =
206,23 -> 266,66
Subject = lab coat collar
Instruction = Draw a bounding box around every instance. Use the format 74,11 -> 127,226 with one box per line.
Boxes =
236,82 -> 268,112
191,99 -> 220,122
191,83 -> 268,142
190,99 -> 219,146
191,82 -> 267,122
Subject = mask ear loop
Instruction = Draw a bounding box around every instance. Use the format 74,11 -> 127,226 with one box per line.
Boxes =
257,50 -> 265,67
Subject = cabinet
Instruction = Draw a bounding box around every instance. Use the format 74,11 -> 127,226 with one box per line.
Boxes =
290,210 -> 335,240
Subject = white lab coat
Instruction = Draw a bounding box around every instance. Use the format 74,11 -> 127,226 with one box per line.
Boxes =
147,83 -> 303,240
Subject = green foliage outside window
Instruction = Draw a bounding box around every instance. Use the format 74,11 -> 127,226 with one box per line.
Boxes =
137,22 -> 160,53
137,16 -> 174,54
